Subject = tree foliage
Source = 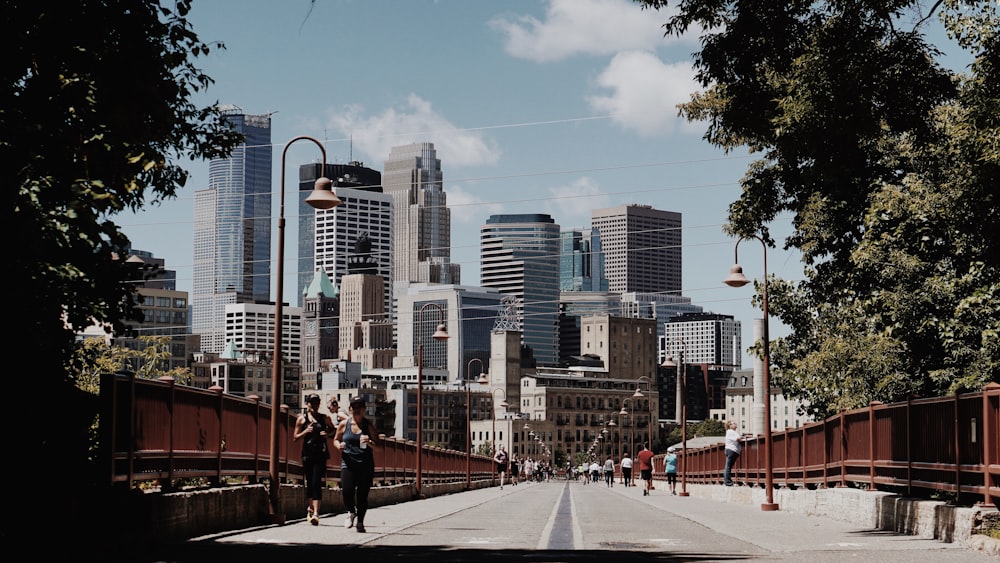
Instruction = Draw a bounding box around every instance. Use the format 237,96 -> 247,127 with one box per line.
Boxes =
637,0 -> 998,416
3,0 -> 241,540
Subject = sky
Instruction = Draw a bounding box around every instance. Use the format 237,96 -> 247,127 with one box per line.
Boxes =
121,0 -> 967,369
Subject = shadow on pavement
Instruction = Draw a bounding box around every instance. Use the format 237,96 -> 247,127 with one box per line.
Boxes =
130,543 -> 754,563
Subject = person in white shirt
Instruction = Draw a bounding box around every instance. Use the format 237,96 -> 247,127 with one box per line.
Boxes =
724,421 -> 743,486
620,452 -> 633,486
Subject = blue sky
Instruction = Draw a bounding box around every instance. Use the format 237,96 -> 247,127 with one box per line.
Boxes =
121,0 -> 967,368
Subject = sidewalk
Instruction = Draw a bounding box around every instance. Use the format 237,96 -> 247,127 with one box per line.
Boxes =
609,480 -> 1000,558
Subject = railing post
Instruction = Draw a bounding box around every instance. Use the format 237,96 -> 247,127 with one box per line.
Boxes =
209,384 -> 225,486
247,395 -> 263,484
982,382 -> 999,507
954,391 -> 962,500
906,394 -> 913,497
839,409 -> 847,488
868,401 -> 881,490
162,375 -> 177,492
822,415 -> 829,489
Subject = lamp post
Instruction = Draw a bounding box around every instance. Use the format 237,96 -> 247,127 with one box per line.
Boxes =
465,358 -> 486,490
662,339 -> 690,497
267,136 -> 342,521
607,418 -> 618,481
724,234 -> 779,511
522,422 -> 531,459
490,387 -> 509,484
416,302 -> 449,498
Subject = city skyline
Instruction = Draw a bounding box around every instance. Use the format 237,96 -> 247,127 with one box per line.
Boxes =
121,1 -> 967,367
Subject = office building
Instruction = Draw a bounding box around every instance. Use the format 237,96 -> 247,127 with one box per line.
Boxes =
591,204 -> 682,295
223,301 -> 303,362
480,214 -> 562,366
382,142 -> 460,286
393,282 -> 502,382
297,161 -> 382,305
192,106 -> 272,353
663,312 -> 742,368
338,232 -> 395,370
311,177 -> 393,321
560,227 -> 607,292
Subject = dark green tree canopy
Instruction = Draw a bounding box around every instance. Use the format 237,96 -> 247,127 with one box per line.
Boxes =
637,0 -> 998,415
3,0 -> 241,519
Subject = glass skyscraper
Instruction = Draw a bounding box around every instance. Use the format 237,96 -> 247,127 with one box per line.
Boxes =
480,214 -> 562,366
192,106 -> 272,353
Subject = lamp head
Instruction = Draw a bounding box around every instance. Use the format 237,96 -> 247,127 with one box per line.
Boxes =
432,323 -> 449,340
619,406 -> 628,416
305,176 -> 342,210
476,373 -> 489,384
661,354 -> 676,368
632,387 -> 645,399
724,264 -> 750,287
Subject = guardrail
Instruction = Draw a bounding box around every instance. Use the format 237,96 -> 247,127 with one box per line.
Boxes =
99,372 -> 495,492
100,373 -> 998,508
651,383 -> 999,507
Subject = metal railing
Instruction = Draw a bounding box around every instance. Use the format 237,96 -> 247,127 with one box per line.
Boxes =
100,372 -> 998,507
651,383 -> 1000,507
99,373 -> 495,492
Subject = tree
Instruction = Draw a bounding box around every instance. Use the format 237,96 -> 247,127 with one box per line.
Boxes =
637,0 -> 998,416
4,0 -> 241,550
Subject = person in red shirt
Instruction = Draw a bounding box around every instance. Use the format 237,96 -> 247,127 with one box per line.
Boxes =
636,443 -> 655,496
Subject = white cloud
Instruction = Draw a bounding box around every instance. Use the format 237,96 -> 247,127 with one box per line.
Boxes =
490,0 -> 671,62
586,50 -> 701,137
446,184 -> 507,225
544,177 -> 610,227
325,94 -> 501,167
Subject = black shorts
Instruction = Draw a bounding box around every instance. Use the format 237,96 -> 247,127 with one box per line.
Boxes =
666,472 -> 677,484
640,468 -> 652,480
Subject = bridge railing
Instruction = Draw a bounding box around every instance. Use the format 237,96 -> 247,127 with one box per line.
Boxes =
99,372 -> 495,492
652,383 -> 999,507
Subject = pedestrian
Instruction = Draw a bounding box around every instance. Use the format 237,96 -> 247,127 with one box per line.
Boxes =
327,397 -> 349,423
724,420 -> 742,486
294,393 -> 333,525
665,446 -> 679,495
509,454 -> 520,487
603,455 -> 615,487
636,443 -> 654,496
333,396 -> 378,533
493,443 -> 509,490
589,459 -> 601,483
620,451 -> 633,486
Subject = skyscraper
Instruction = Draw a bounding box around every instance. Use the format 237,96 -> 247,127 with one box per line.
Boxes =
591,204 -> 682,295
382,142 -> 460,286
480,214 -> 561,366
192,106 -> 272,353
296,161 -> 382,304
309,169 -> 393,319
559,227 -> 608,292
663,312 -> 742,368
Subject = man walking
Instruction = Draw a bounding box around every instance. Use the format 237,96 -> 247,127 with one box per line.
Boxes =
636,443 -> 654,496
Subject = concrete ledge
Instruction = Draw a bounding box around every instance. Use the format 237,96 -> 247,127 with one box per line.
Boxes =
681,483 -> 995,547
132,478 -> 494,543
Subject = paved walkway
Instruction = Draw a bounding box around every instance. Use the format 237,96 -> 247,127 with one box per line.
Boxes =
143,478 -> 998,562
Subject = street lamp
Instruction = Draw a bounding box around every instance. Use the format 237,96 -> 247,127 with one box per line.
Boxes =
607,418 -> 618,481
724,234 -> 779,511
490,388 -> 509,484
465,358 -> 486,490
268,135 -> 342,520
416,302 -> 449,497
662,339 -> 690,497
